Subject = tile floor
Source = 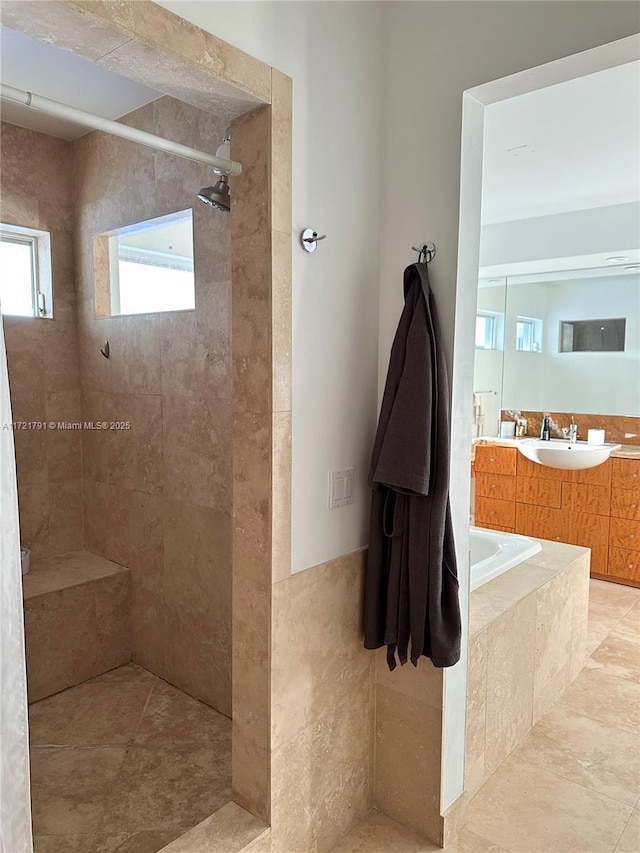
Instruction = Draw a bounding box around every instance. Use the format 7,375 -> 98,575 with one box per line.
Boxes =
29,664 -> 232,853
331,579 -> 640,853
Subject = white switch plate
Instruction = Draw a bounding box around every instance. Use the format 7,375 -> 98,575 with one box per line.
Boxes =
329,468 -> 355,509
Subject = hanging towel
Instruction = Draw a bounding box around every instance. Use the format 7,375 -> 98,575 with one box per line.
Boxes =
364,262 -> 461,670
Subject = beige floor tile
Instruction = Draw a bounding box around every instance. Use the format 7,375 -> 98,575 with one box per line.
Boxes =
586,625 -> 609,657
134,680 -> 231,746
615,810 -> 640,853
617,602 -> 640,640
558,667 -> 640,734
29,682 -> 153,746
98,743 -> 231,835
34,836 -> 92,853
588,581 -> 640,635
587,629 -> 640,684
466,753 -> 633,853
30,746 -> 127,835
328,809 -> 508,852
34,832 -> 179,853
514,705 -> 640,806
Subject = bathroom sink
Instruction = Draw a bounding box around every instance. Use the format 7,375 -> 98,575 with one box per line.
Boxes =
516,438 -> 622,470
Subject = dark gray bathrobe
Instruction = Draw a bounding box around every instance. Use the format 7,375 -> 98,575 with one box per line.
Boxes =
364,262 -> 461,669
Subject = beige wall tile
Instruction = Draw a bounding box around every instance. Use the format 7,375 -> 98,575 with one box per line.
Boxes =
271,550 -> 372,750
162,502 -> 230,598
48,478 -> 84,554
271,692 -> 373,852
233,576 -> 270,747
106,393 -> 163,495
162,393 -> 231,510
163,603 -> 231,716
94,572 -> 132,673
568,556 -> 590,682
271,230 -> 292,414
533,570 -> 574,720
231,107 -> 271,240
376,648 -> 443,709
374,684 -> 442,844
233,412 -> 271,584
465,629 -> 488,797
232,723 -> 271,825
271,411 -> 291,583
270,71 -> 293,236
160,284 -> 231,400
1,0 -> 133,61
484,595 -> 536,775
130,584 -> 165,675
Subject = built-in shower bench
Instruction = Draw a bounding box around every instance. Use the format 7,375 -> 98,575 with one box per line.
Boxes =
23,550 -> 131,703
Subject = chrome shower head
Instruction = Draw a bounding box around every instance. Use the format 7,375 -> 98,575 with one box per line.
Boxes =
197,175 -> 230,212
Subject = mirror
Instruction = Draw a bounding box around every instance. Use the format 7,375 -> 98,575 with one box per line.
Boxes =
473,60 -> 640,436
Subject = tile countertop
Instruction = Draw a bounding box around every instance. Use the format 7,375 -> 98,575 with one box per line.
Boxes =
471,436 -> 640,460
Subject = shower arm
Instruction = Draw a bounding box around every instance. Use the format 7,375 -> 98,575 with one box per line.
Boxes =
0,83 -> 243,176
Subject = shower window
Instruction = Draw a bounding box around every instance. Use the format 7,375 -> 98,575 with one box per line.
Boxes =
95,209 -> 195,316
0,224 -> 52,318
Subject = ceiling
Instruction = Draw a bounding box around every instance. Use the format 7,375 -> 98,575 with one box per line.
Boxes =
0,26 -> 162,140
482,60 -> 640,225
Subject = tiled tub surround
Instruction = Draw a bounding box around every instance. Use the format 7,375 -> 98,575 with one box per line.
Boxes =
465,539 -> 590,799
332,578 -> 640,853
472,439 -> 640,588
74,96 -> 233,716
23,551 -> 130,702
1,122 -> 83,559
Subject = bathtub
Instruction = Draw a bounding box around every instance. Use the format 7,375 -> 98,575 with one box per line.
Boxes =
470,526 -> 542,591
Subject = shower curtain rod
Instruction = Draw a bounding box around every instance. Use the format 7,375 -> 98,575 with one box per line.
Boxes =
0,84 -> 243,176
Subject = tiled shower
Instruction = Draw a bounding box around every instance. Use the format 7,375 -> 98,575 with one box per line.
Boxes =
2,94 -> 235,847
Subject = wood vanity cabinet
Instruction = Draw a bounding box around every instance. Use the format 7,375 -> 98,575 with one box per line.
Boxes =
472,444 -> 640,588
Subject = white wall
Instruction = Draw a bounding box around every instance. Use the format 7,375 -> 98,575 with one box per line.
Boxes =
156,1 -> 384,573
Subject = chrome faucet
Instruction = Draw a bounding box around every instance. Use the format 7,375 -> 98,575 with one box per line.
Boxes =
563,421 -> 578,444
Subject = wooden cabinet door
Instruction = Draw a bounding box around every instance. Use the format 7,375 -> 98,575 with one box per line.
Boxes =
568,512 -> 610,575
610,489 -> 640,521
608,547 -> 640,582
516,454 -> 564,480
475,472 -> 516,503
475,445 -> 517,476
568,460 -> 612,487
562,482 -> 611,516
610,517 -> 640,550
611,458 -> 640,489
515,504 -> 567,542
516,476 -> 562,508
475,496 -> 516,529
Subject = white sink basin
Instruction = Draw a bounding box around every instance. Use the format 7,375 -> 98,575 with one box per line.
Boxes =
516,438 -> 621,470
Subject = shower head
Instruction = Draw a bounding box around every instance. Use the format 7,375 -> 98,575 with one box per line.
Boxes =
197,175 -> 230,212
198,127 -> 233,212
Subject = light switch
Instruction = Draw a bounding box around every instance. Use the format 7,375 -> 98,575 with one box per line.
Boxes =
329,468 -> 355,509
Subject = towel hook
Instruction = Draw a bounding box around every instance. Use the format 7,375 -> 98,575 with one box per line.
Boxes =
301,228 -> 327,253
411,242 -> 436,264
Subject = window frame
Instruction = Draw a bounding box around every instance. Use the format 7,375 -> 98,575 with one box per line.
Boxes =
0,225 -> 51,318
0,223 -> 52,319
